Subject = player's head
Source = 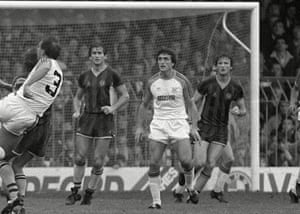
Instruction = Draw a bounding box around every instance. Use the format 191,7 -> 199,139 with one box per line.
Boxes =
38,36 -> 61,60
88,42 -> 107,65
12,75 -> 27,92
214,54 -> 233,76
156,48 -> 176,72
23,47 -> 38,74
274,36 -> 288,51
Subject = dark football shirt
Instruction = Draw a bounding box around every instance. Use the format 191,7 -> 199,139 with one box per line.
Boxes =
78,66 -> 123,113
197,76 -> 244,127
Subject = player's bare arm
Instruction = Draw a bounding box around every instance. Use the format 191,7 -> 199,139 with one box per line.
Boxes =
23,59 -> 51,99
192,90 -> 204,118
135,82 -> 153,144
101,84 -> 129,115
73,87 -> 84,118
183,85 -> 201,142
0,79 -> 12,91
231,98 -> 247,116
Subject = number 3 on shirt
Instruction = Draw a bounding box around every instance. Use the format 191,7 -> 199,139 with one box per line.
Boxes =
45,70 -> 62,97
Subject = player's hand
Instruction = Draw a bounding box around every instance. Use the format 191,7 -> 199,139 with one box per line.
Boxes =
72,111 -> 80,118
23,85 -> 33,99
135,127 -> 144,144
101,106 -> 114,115
230,106 -> 240,116
190,127 -> 201,143
288,104 -> 298,114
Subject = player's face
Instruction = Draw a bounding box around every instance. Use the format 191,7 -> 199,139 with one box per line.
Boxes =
157,54 -> 174,72
90,47 -> 106,65
216,57 -> 232,76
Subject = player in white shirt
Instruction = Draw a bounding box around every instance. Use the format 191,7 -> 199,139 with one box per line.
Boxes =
135,48 -> 201,209
0,36 -> 62,214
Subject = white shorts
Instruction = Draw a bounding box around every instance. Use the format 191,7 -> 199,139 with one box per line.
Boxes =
0,93 -> 37,136
148,119 -> 190,144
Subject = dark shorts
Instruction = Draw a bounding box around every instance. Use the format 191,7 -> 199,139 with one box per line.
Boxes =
198,121 -> 228,146
77,112 -> 114,138
14,117 -> 51,157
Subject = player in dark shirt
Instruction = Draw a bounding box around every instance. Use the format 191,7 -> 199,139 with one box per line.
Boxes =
187,55 -> 247,202
65,42 -> 129,206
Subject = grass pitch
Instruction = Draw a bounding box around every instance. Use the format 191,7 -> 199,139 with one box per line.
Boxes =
1,191 -> 300,214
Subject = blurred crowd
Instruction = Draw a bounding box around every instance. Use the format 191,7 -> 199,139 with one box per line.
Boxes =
0,0 -> 297,168
260,0 -> 300,166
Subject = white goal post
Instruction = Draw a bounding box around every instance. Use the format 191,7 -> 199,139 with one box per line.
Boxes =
0,1 -> 260,191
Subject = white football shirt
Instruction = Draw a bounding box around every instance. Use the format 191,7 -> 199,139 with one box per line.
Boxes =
17,58 -> 63,116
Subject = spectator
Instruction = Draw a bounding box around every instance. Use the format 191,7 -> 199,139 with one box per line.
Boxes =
130,35 -> 144,64
184,50 -> 207,78
282,2 -> 298,36
143,42 -> 156,77
263,19 -> 287,57
146,21 -> 165,48
288,25 -> 300,66
267,36 -> 297,77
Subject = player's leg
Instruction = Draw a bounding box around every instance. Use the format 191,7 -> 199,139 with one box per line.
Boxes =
147,139 -> 166,209
65,134 -> 92,205
194,142 -> 224,194
0,128 -> 24,214
289,169 -> 300,203
173,140 -> 208,202
173,137 -> 199,204
11,151 -> 33,214
211,142 -> 234,203
80,137 -> 111,205
12,152 -> 34,198
173,162 -> 185,202
80,113 -> 114,205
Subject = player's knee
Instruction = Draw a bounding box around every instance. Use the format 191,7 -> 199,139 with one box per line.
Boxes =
148,164 -> 160,177
219,160 -> 233,174
74,156 -> 86,166
91,165 -> 104,176
206,158 -> 217,169
11,160 -> 22,172
0,147 -> 6,160
93,160 -> 104,170
180,161 -> 193,172
201,165 -> 213,178
193,159 -> 205,169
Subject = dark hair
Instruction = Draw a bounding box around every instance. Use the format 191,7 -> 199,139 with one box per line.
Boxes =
156,47 -> 177,65
40,37 -> 61,59
88,42 -> 107,57
214,54 -> 233,67
23,47 -> 38,73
